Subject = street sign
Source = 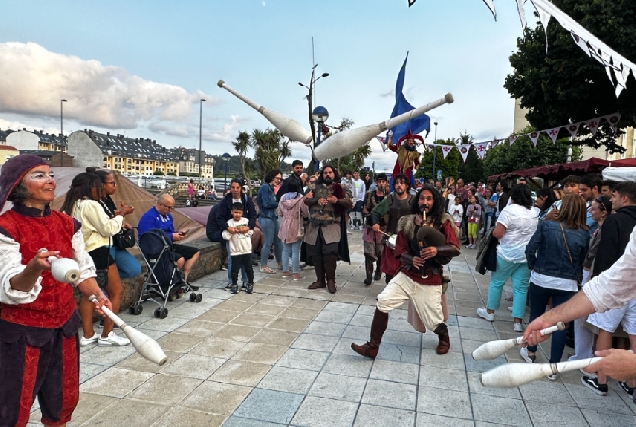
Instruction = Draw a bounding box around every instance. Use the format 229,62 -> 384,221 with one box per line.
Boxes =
437,169 -> 442,180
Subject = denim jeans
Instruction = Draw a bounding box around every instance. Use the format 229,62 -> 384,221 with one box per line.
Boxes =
227,241 -> 248,283
282,240 -> 302,273
487,255 -> 530,319
109,246 -> 141,279
259,217 -> 282,267
526,283 -> 576,362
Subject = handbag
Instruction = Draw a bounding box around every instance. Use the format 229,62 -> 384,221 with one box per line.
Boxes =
113,228 -> 135,249
95,268 -> 109,288
559,223 -> 582,284
297,205 -> 305,238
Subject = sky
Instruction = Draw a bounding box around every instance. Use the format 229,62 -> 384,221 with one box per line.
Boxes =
0,0 -> 538,172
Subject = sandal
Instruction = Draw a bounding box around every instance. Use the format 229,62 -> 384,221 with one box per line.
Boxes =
260,266 -> 276,274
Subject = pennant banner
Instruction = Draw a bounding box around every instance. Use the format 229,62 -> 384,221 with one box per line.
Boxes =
458,144 -> 471,163
473,142 -> 489,159
604,113 -> 621,133
509,135 -> 518,145
528,132 -> 540,147
566,123 -> 580,137
585,119 -> 600,136
441,145 -> 453,159
545,127 -> 561,144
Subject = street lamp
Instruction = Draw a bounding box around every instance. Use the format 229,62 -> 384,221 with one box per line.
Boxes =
199,99 -> 206,179
312,106 -> 329,172
432,121 -> 438,181
222,152 -> 231,193
60,99 -> 67,167
299,66 -> 329,173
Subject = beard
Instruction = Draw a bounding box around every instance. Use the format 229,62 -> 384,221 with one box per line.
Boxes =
323,177 -> 333,185
419,204 -> 430,214
395,187 -> 405,195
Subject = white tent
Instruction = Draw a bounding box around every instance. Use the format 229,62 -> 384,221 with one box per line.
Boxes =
602,167 -> 636,183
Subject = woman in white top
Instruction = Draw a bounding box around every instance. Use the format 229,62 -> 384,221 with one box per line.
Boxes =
61,173 -> 134,347
477,184 -> 539,331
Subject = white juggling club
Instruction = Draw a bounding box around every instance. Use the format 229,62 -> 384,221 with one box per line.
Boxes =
217,80 -> 313,144
48,256 -> 80,283
89,295 -> 168,366
313,93 -> 453,160
480,357 -> 602,388
472,322 -> 566,360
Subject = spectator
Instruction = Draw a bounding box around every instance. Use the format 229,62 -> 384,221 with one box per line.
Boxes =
579,173 -> 602,232
61,172 -> 134,347
277,160 -> 304,201
478,184 -> 539,332
601,180 -> 615,197
277,181 -> 309,280
222,202 -> 254,294
257,170 -> 283,273
449,195 -> 464,239
535,187 -> 557,222
187,178 -> 195,199
466,194 -> 481,249
137,194 -> 200,288
522,194 -> 589,376
350,171 -> 367,230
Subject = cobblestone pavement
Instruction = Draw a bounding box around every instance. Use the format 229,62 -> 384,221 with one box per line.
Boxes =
29,231 -> 636,426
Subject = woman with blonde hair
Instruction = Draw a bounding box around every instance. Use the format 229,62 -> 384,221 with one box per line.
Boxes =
521,194 -> 589,376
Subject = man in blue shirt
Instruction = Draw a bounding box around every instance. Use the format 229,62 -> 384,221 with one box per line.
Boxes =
138,194 -> 200,289
579,174 -> 602,235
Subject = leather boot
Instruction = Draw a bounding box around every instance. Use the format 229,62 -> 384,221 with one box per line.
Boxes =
308,254 -> 326,289
324,254 -> 338,294
363,257 -> 374,286
374,255 -> 382,281
351,308 -> 389,359
434,323 -> 450,355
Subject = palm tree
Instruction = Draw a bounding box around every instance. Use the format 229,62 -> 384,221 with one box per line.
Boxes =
232,131 -> 252,191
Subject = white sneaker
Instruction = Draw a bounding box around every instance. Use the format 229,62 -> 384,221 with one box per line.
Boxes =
80,333 -> 99,347
547,374 -> 557,381
513,322 -> 524,332
520,347 -> 536,363
477,307 -> 494,322
98,331 -> 130,346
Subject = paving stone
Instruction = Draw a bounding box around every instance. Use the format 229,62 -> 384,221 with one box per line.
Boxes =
214,324 -> 263,343
322,353 -> 373,378
419,365 -> 468,392
370,359 -> 419,385
525,401 -> 588,427
245,303 -> 287,316
459,325 -> 498,342
518,377 -> 576,405
348,313 -> 373,327
156,331 -> 206,353
330,293 -> 366,304
309,371 -> 367,402
138,315 -> 190,332
182,380 -> 252,415
128,373 -> 202,405
268,316 -> 312,332
215,299 -> 256,312
466,372 -> 522,400
415,412 -> 474,427
291,333 -> 341,352
52,392 -> 117,425
230,312 -> 276,328
223,416 -> 286,426
420,348 -> 466,370
232,342 -> 288,365
250,328 -> 300,346
341,325 -> 370,340
304,320 -> 347,337
290,298 -> 328,310
234,388 -> 304,424
470,394 -> 533,426
383,329 -> 422,347
160,353 -> 225,380
174,319 -> 225,337
80,367 -> 154,398
190,337 -> 246,359
280,306 -> 321,320
463,352 -> 507,373
276,348 -> 330,371
197,308 -> 241,323
291,395 -> 358,427
153,406 -> 226,427
457,315 -> 496,331
416,388 -> 472,419
563,382 -> 634,416
259,366 -> 318,394
376,343 -> 420,364
209,360 -> 272,387
79,342 -> 136,366
79,362 -> 109,384
362,378 -> 417,410
81,399 -> 169,427
354,404 -> 415,427
314,310 -> 354,324
259,294 -> 297,307
580,408 -> 634,426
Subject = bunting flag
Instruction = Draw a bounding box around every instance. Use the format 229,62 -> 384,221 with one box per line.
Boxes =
473,142 -> 489,159
441,145 -> 453,159
545,127 -> 561,144
482,0 -> 496,21
566,123 -> 580,137
375,136 -> 388,152
458,144 -> 472,163
529,131 -> 540,147
508,135 -> 519,145
585,119 -> 600,136
603,113 -> 621,133
490,139 -> 501,148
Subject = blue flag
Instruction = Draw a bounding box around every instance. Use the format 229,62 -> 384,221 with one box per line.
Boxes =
390,53 -> 431,143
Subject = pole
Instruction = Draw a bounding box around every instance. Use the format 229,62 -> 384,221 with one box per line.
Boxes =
432,122 -> 438,181
224,161 -> 228,193
315,123 -> 322,172
60,99 -> 66,167
199,99 -> 205,178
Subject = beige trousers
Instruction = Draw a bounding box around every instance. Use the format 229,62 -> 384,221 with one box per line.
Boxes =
377,272 -> 443,331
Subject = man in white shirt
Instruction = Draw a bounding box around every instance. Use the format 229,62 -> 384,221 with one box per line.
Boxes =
350,171 -> 367,230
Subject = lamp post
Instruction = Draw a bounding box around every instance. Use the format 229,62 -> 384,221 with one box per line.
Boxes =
299,66 -> 329,173
432,121 -> 438,181
199,98 -> 206,179
222,152 -> 231,193
312,106 -> 329,172
60,99 -> 67,167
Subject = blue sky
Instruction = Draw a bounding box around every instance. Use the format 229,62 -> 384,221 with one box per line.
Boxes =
0,0 -> 536,171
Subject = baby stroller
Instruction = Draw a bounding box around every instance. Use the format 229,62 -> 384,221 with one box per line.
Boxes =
129,228 -> 202,319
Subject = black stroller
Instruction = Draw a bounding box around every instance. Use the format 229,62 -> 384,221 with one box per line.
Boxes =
129,228 -> 202,319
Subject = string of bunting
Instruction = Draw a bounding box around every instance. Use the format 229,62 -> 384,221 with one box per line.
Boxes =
375,112 -> 621,163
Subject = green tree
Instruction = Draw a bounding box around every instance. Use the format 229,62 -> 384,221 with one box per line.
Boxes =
504,0 -> 636,154
321,118 -> 373,173
251,128 -> 290,180
232,131 -> 254,191
416,138 -> 461,183
452,133 -> 484,184
482,126 -> 582,179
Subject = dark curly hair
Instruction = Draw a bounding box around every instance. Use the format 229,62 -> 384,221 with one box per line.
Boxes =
393,173 -> 410,189
510,184 -> 533,209
411,184 -> 445,228
317,165 -> 339,184
60,173 -> 103,215
264,169 -> 282,184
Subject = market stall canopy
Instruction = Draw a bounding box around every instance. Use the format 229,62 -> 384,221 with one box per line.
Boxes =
603,167 -> 636,182
488,157 -> 636,183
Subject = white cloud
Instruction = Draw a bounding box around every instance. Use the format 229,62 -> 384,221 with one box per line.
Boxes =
0,118 -> 57,135
262,1 -> 266,5
0,42 -> 220,130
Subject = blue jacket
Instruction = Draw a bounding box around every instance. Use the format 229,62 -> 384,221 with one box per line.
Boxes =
206,203 -> 223,242
138,206 -> 176,241
256,183 -> 278,220
525,220 -> 589,281
216,192 -> 257,231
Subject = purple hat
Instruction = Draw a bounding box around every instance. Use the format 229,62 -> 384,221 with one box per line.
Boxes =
0,154 -> 47,211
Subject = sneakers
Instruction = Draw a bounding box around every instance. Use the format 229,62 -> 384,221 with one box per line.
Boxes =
80,333 -> 99,347
291,273 -> 304,281
98,331 -> 130,346
581,376 -> 608,396
579,368 -> 596,378
245,283 -> 254,294
618,381 -> 635,396
230,284 -> 239,294
520,347 -> 536,363
547,374 -> 558,381
477,308 -> 494,322
281,272 -> 293,278
513,322 -> 524,332
260,266 -> 276,274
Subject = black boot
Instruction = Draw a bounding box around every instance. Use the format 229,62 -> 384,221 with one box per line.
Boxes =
308,254 -> 326,289
351,308 -> 389,359
434,323 -> 450,355
324,254 -> 338,294
363,256 -> 374,286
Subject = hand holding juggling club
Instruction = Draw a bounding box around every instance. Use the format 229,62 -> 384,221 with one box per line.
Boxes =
48,256 -> 80,283
472,322 -> 566,360
480,357 -> 602,388
89,295 -> 168,366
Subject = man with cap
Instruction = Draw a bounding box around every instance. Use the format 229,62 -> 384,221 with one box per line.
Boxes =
0,154 -> 111,427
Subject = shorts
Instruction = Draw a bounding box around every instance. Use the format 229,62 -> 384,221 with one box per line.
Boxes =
587,298 -> 636,335
88,246 -> 114,270
173,244 -> 199,261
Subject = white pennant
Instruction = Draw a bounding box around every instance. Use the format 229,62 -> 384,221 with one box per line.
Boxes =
545,127 -> 561,144
528,131 -> 540,147
490,139 -> 501,148
516,0 -> 527,28
458,144 -> 471,163
474,142 -> 489,159
481,0 -> 496,20
508,135 -> 518,145
570,32 -> 590,57
441,145 -> 453,159
603,113 -> 621,134
534,2 -> 552,53
566,123 -> 580,137
585,119 -> 600,136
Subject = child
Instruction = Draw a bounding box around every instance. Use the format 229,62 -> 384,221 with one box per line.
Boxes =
222,202 -> 255,294
277,181 -> 309,280
449,196 -> 464,230
466,195 -> 481,249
